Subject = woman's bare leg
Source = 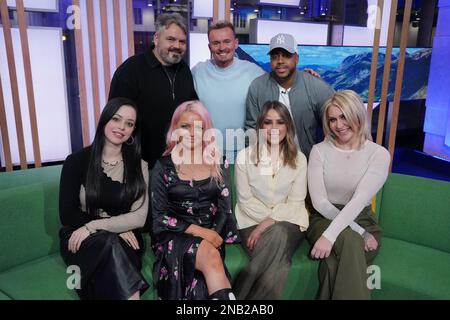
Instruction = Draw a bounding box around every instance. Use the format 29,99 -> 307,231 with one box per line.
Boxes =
195,240 -> 231,294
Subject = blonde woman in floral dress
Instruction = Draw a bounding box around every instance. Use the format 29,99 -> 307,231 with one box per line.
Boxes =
151,101 -> 239,300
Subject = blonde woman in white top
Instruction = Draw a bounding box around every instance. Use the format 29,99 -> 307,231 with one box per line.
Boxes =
233,101 -> 309,300
307,90 -> 390,299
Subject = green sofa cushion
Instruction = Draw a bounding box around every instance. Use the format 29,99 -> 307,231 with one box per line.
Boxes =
0,166 -> 62,190
0,254 -> 78,300
224,244 -> 250,279
0,291 -> 12,300
373,237 -> 450,300
283,242 -> 319,300
378,173 -> 450,253
0,182 -> 60,272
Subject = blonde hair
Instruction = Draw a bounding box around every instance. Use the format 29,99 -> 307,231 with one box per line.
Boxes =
322,90 -> 372,149
163,100 -> 223,184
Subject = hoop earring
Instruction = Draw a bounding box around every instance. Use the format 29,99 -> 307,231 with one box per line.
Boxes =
126,135 -> 135,145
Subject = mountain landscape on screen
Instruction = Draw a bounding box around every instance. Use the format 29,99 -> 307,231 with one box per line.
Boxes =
237,45 -> 432,102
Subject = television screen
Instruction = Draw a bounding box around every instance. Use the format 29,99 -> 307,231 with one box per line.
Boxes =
237,44 -> 432,102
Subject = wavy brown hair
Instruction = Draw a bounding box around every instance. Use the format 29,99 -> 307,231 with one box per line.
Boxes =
254,101 -> 298,169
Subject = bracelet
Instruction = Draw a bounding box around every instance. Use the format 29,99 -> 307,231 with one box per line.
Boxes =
84,224 -> 96,235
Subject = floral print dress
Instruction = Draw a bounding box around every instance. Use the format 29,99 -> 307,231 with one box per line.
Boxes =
151,155 -> 239,300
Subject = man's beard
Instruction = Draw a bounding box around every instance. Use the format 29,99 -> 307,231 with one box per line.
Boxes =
273,66 -> 296,84
158,47 -> 183,65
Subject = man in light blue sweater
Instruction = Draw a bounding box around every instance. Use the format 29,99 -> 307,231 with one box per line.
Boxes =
191,21 -> 265,162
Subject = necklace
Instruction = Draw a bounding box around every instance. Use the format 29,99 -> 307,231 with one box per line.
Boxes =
176,164 -> 211,181
102,159 -> 121,167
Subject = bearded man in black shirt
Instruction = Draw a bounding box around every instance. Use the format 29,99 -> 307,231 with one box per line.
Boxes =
109,12 -> 198,168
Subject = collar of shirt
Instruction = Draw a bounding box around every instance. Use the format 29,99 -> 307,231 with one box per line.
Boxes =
256,144 -> 283,176
278,84 -> 291,95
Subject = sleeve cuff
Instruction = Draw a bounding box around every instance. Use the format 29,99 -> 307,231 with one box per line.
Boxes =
84,223 -> 97,234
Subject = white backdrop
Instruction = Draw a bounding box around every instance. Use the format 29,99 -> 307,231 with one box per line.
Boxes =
0,27 -> 71,164
250,19 -> 329,45
6,0 -> 58,12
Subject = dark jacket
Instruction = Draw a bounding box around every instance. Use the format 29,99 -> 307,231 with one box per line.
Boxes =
109,46 -> 198,168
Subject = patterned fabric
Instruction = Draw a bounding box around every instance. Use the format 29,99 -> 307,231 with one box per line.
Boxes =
151,156 -> 239,300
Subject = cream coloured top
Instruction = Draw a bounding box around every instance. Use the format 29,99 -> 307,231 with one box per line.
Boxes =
234,145 -> 309,231
308,139 -> 390,243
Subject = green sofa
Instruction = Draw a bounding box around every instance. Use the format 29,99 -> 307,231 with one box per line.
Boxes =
0,165 -> 449,300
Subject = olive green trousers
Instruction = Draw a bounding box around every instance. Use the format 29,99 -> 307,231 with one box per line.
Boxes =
306,205 -> 383,300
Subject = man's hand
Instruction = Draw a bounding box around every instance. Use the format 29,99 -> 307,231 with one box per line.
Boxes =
68,226 -> 91,254
311,235 -> 332,259
303,68 -> 321,78
119,231 -> 140,250
247,218 -> 276,252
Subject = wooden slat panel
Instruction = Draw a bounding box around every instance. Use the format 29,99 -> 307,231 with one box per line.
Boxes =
376,0 -> 398,145
100,0 -> 111,99
388,0 -> 412,170
86,0 -> 101,124
0,75 -> 13,171
213,0 -> 219,22
16,0 -> 41,167
113,0 -> 123,67
366,0 -> 384,124
225,0 -> 231,22
73,0 -> 90,146
126,0 -> 134,57
0,2 -> 27,169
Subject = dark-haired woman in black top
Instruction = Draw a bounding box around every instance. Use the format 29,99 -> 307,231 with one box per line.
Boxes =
59,97 -> 149,300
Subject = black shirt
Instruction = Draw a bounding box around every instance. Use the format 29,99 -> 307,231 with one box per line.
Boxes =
109,46 -> 198,168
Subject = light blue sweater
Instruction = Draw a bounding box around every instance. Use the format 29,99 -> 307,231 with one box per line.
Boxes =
192,58 -> 265,152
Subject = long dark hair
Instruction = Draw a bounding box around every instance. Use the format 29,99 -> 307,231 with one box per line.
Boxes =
255,101 -> 298,169
85,97 -> 146,216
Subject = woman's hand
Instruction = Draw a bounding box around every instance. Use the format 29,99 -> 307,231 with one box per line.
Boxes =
68,226 -> 91,254
187,225 -> 223,248
363,231 -> 379,252
119,231 -> 140,250
311,235 -> 332,259
247,218 -> 276,252
200,228 -> 223,248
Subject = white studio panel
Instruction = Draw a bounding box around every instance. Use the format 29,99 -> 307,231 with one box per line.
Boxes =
343,0 -> 390,46
79,0 -> 97,141
259,0 -> 300,6
218,0 -> 226,21
106,0 -> 117,77
93,0 -> 107,114
192,0 -> 214,19
7,0 -> 58,12
0,27 -> 71,165
343,26 -> 377,46
255,20 -> 328,45
79,0 -> 131,142
119,0 -> 131,63
189,33 -> 211,70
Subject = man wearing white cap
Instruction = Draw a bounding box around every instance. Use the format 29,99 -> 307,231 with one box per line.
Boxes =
245,33 -> 334,158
